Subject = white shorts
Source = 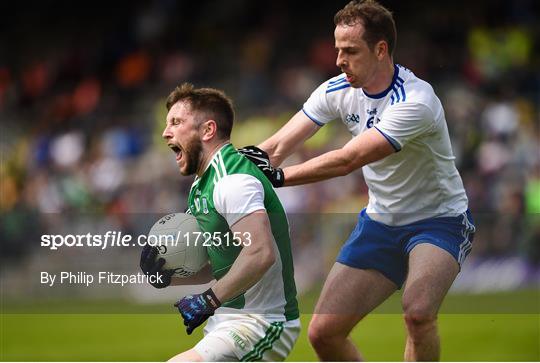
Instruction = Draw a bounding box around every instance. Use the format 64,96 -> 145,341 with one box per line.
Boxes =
193,313 -> 301,362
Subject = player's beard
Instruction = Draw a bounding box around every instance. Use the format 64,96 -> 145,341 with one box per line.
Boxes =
180,137 -> 203,176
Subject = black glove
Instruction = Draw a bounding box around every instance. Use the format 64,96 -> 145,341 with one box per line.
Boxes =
140,245 -> 174,289
174,288 -> 221,335
237,145 -> 285,187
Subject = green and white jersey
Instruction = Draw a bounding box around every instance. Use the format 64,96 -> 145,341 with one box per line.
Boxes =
188,143 -> 299,321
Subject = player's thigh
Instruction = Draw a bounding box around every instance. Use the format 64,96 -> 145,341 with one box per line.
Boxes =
402,243 -> 459,316
168,348 -> 204,362
311,262 -> 397,335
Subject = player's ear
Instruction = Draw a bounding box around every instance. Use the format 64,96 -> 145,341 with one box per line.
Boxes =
375,40 -> 387,60
200,120 -> 217,141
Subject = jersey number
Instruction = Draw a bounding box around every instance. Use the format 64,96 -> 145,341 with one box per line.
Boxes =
193,197 -> 209,214
366,116 -> 380,129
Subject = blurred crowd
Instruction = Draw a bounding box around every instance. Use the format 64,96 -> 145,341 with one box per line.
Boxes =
1,0 -> 539,275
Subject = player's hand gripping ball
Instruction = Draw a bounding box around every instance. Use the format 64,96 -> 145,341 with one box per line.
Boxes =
140,245 -> 174,288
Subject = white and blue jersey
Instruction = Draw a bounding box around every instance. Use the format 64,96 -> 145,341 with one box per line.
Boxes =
303,64 -> 469,226
302,64 -> 475,283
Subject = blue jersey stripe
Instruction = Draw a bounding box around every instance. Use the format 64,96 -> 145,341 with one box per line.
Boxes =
328,76 -> 347,85
327,78 -> 348,88
302,108 -> 324,126
374,126 -> 401,152
392,85 -> 401,103
400,84 -> 406,102
326,83 -> 351,93
389,78 -> 406,105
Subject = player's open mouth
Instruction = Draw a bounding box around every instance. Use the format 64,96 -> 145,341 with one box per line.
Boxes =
169,144 -> 183,162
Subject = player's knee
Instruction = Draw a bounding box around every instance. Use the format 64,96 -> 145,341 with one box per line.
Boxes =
404,310 -> 436,327
307,318 -> 326,347
402,292 -> 438,320
308,315 -> 347,350
308,317 -> 342,349
403,308 -> 437,338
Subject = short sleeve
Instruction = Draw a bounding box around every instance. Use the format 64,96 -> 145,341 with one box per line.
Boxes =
302,81 -> 340,126
213,174 -> 265,227
375,102 -> 435,151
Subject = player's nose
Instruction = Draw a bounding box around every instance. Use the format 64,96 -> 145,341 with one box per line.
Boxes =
336,51 -> 345,68
336,58 -> 348,70
162,125 -> 172,140
336,51 -> 348,70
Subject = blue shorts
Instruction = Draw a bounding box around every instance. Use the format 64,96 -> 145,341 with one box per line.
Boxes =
336,209 -> 475,288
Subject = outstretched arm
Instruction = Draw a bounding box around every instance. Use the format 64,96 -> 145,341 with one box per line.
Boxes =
258,111 -> 320,166
282,128 -> 396,186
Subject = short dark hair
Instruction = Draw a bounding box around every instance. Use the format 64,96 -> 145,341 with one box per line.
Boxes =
166,83 -> 234,139
334,0 -> 397,56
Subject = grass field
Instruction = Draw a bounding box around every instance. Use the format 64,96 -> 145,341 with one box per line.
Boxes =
1,290 -> 539,361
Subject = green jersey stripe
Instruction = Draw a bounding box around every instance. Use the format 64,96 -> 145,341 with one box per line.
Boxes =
216,152 -> 227,177
250,323 -> 284,361
241,322 -> 283,361
211,160 -> 222,180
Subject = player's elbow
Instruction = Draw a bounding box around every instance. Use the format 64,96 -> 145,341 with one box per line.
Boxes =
341,161 -> 357,176
259,245 -> 276,271
334,151 -> 358,176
